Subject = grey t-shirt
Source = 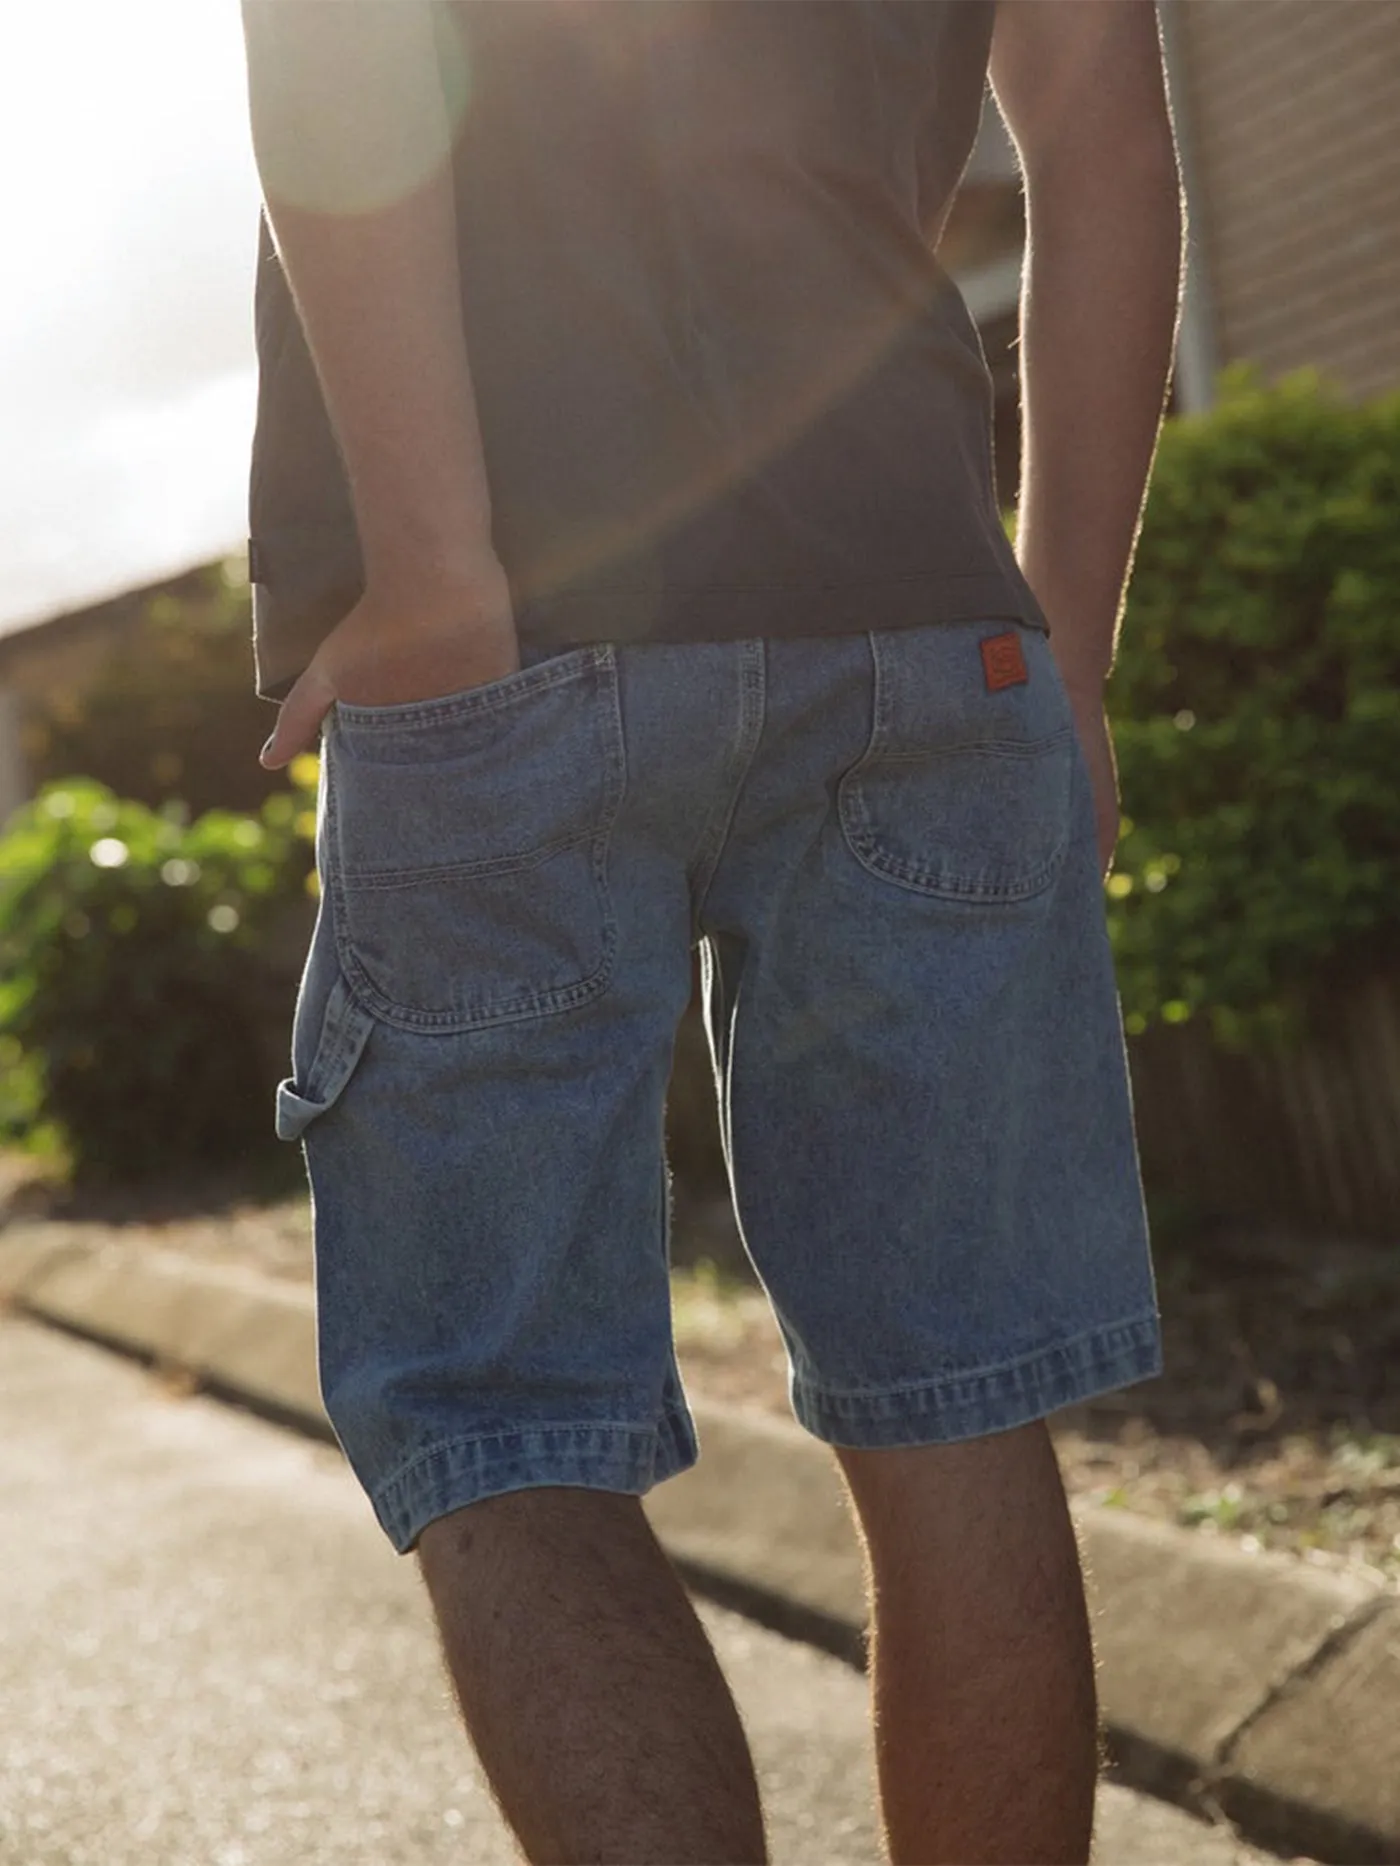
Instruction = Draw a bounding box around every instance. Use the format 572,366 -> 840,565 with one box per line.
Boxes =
248,0 -> 1045,699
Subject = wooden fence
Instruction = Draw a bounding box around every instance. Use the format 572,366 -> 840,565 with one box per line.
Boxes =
1128,972 -> 1400,1241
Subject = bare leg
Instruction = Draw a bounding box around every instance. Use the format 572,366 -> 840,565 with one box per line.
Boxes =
835,1422 -> 1098,1865
417,1487 -> 768,1865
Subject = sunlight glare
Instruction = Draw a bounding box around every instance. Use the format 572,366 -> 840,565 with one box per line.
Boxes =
0,2 -> 262,628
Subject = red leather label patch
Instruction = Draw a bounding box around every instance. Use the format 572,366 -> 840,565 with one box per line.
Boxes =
981,631 -> 1029,692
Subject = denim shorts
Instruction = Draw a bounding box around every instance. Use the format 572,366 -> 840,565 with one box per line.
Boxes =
277,621 -> 1160,1553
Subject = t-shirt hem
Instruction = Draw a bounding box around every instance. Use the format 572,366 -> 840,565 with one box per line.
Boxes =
252,564 -> 1047,701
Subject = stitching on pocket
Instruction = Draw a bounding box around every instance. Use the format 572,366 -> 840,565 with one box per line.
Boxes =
839,729 -> 1075,902
323,649 -> 627,1031
838,626 -> 1076,904
333,644 -> 606,736
341,825 -> 597,892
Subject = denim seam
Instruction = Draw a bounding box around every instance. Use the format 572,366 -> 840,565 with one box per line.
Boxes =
334,643 -> 610,731
792,1311 -> 1161,1409
338,824 -> 595,891
690,638 -> 767,937
869,725 -> 1076,766
372,1411 -> 695,1502
373,1416 -> 700,1551
837,646 -> 1076,902
331,843 -> 621,1031
839,833 -> 1070,904
343,941 -> 618,1033
322,652 -> 628,1032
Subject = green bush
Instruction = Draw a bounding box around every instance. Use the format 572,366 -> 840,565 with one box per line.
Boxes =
1106,368 -> 1400,1045
0,771 -> 316,1184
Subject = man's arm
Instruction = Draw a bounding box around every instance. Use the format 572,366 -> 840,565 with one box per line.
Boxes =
990,0 -> 1184,867
241,2 -> 514,764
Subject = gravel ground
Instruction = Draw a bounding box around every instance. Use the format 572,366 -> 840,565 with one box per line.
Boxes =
4,1156 -> 1396,1591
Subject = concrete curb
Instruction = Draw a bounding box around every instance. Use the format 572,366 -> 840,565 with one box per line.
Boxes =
4,1228 -> 1397,1863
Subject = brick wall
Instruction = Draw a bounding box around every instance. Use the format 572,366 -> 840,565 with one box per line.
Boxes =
1179,0 -> 1400,400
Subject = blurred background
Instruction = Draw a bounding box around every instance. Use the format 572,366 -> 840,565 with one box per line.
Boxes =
1,1 -> 1399,1587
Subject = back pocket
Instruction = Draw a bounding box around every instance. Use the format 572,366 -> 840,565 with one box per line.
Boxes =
324,646 -> 626,1031
838,624 -> 1076,904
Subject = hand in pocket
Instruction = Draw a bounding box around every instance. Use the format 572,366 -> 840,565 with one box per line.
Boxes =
261,557 -> 518,768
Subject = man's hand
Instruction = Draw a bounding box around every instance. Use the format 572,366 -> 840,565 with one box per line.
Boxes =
259,558 -> 518,769
1059,675 -> 1121,880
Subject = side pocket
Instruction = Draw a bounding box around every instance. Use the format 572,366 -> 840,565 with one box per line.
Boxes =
275,973 -> 375,1143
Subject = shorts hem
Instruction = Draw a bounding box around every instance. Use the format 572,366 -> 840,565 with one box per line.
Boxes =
368,1406 -> 700,1554
791,1314 -> 1162,1448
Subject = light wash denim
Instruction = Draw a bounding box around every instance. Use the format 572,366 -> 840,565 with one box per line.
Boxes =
277,620 -> 1160,1553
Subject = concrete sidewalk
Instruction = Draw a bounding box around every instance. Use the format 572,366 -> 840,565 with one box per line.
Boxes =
3,1225 -> 1397,1864
2,1313 -> 1296,1865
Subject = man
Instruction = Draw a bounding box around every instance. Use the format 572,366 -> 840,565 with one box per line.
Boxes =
240,4 -> 1182,1860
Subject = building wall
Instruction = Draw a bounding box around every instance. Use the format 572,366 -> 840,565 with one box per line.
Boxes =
0,612 -> 142,830
0,691 -> 27,830
1178,0 -> 1400,400
0,564 -> 246,826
